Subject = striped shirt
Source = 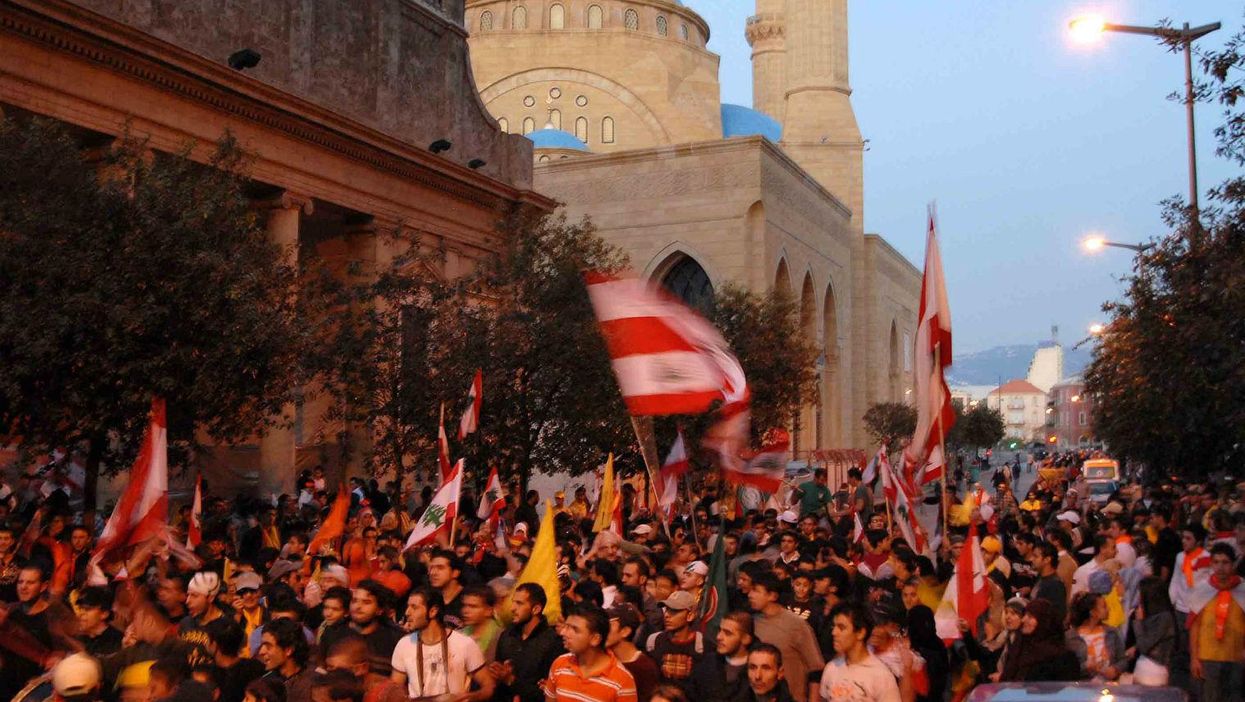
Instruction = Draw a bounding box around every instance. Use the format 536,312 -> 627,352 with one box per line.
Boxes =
545,652 -> 638,702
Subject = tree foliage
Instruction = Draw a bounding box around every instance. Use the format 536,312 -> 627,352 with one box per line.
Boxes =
862,402 -> 917,447
1084,19 -> 1245,479
947,401 -> 1006,450
0,118 -> 306,508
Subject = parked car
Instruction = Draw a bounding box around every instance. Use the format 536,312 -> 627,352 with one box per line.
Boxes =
967,682 -> 1185,702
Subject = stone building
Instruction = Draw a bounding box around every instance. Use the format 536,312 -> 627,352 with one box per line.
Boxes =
0,0 -> 551,493
1049,376 -> 1096,448
464,0 -> 921,450
988,380 -> 1049,443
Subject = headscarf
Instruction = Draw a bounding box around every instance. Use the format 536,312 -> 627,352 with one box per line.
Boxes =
1001,599 -> 1069,682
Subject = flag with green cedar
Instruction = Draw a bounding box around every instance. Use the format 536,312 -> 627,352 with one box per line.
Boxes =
698,521 -> 729,639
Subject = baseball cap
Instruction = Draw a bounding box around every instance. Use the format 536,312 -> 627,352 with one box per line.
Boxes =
1057,510 -> 1081,525
52,652 -> 101,696
980,536 -> 1003,554
778,510 -> 799,524
632,523 -> 654,536
268,559 -> 299,582
233,571 -> 263,592
684,561 -> 709,577
660,590 -> 697,611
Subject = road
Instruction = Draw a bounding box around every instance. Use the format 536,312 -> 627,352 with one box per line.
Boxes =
914,453 -> 1040,540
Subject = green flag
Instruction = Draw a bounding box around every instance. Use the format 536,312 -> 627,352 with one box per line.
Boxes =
698,519 -> 729,639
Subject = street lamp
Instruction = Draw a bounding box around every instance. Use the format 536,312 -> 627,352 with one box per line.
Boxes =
1081,235 -> 1154,254
1088,322 -> 1105,336
1067,16 -> 1221,220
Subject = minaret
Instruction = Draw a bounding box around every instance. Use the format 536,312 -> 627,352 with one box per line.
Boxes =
746,0 -> 787,124
779,0 -> 864,232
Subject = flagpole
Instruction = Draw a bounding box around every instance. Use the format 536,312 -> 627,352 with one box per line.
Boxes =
936,342 -> 949,542
629,416 -> 669,537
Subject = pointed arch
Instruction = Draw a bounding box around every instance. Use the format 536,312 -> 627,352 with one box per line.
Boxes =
774,257 -> 791,297
889,320 -> 901,402
513,6 -> 528,29
797,271 -> 817,452
821,279 -> 840,448
651,250 -> 714,315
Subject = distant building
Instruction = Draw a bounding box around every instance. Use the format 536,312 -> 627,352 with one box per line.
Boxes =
1049,376 -> 1096,448
1026,341 -> 1064,393
988,380 -> 1048,442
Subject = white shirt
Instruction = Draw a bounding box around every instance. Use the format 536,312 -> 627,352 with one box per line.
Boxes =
820,653 -> 901,702
1168,550 -> 1211,613
1071,558 -> 1103,597
392,630 -> 484,698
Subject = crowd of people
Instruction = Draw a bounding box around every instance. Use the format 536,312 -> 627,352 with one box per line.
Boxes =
0,453 -> 1242,702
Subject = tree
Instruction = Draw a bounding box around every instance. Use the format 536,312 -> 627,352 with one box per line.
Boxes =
861,402 -> 917,448
947,402 -> 1005,450
0,119 -> 306,513
1084,19 -> 1245,480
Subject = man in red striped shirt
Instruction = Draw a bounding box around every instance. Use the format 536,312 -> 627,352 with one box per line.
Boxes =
545,606 -> 638,702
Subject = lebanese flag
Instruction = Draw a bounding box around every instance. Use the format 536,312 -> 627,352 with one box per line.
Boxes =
186,473 -> 203,549
585,273 -> 747,416
853,512 -> 865,544
93,398 -> 169,562
657,430 -> 690,523
862,445 -> 887,485
405,459 -> 464,551
477,465 -> 506,527
722,427 -> 789,494
904,207 -> 956,479
878,449 -> 899,503
457,369 -> 483,440
437,407 -> 453,482
919,444 -> 946,486
935,524 -> 989,638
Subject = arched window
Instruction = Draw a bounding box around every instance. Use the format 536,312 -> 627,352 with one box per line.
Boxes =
498,117 -> 509,133
513,6 -> 528,29
549,3 -> 564,29
538,154 -> 550,162
679,23 -> 689,40
601,116 -> 615,143
549,108 -> 561,130
656,15 -> 668,36
587,5 -> 603,29
479,10 -> 493,31
523,117 -> 535,134
624,9 -> 639,31
661,256 -> 714,315
575,116 -> 588,142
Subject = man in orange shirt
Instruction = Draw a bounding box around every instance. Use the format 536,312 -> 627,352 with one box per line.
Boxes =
546,605 -> 638,702
1188,543 -> 1245,702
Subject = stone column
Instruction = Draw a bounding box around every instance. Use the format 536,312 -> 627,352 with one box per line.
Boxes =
746,1 -> 787,124
258,191 -> 312,497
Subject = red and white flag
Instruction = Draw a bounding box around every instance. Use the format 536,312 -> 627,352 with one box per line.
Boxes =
904,207 -> 957,484
93,398 -> 169,562
853,512 -> 865,544
722,427 -> 789,494
935,524 -> 990,639
657,430 -> 690,523
477,465 -> 506,527
186,473 -> 203,549
437,406 -> 453,482
405,459 -> 464,551
457,369 -> 483,440
585,273 -> 747,416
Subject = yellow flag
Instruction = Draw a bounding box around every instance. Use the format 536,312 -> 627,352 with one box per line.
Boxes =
592,453 -> 616,533
511,500 -> 562,623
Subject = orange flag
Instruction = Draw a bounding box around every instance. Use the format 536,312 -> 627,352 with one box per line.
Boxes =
307,483 -> 350,558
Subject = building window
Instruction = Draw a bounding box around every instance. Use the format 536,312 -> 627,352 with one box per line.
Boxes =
479,10 -> 493,31
549,3 -> 564,29
513,6 -> 528,29
549,87 -> 562,99
576,95 -> 588,107
1079,411 -> 1087,426
656,15 -> 668,35
680,23 -> 689,40
523,95 -> 536,107
661,256 -> 715,315
624,8 -> 639,31
601,116 -> 615,143
523,117 -> 535,134
549,108 -> 561,130
538,154 -> 550,162
575,116 -> 588,143
498,117 -> 509,133
588,5 -> 603,29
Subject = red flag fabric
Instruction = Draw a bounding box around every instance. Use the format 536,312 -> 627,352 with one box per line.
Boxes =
722,427 -> 789,494
477,465 -> 506,527
904,207 -> 957,479
93,398 -> 169,562
186,473 -> 203,549
657,430 -> 690,523
585,273 -> 747,416
405,460 -> 464,550
307,484 -> 350,558
438,409 -> 453,482
457,369 -> 483,440
852,512 -> 865,544
936,524 -> 990,638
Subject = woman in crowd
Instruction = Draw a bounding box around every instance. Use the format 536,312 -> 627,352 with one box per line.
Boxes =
1000,599 -> 1081,682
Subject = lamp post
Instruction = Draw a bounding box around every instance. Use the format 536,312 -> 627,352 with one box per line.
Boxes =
1068,16 -> 1221,221
1081,235 -> 1155,254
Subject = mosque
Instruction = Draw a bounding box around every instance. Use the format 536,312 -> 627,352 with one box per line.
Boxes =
464,0 -> 921,452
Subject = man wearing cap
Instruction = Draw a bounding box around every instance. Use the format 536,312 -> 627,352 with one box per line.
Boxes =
179,571 -> 227,654
981,536 -> 1011,579
607,603 -> 659,701
748,572 -> 824,702
231,571 -> 266,652
50,652 -> 102,702
630,523 -> 654,545
644,589 -> 704,691
680,560 -> 709,605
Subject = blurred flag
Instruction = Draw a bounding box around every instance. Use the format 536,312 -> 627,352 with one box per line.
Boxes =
457,369 -> 483,440
186,473 -> 203,549
93,398 -> 168,562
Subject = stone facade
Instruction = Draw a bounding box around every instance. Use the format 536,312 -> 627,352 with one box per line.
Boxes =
0,0 -> 553,492
466,0 -> 919,450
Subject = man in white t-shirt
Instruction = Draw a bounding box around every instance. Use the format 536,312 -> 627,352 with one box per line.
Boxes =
819,603 -> 900,702
392,587 -> 495,700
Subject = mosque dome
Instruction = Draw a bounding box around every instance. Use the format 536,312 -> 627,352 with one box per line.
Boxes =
525,128 -> 590,152
720,104 -> 782,143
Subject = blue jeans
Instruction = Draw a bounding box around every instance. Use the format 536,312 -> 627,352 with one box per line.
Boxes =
1201,660 -> 1244,702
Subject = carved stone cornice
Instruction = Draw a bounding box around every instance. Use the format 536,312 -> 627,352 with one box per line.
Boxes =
745,13 -> 784,46
262,191 -> 315,216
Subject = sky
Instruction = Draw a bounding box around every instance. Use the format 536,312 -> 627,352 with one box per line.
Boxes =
685,0 -> 1239,353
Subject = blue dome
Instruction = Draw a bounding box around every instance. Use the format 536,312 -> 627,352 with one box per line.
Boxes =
721,104 -> 782,143
525,129 -> 590,151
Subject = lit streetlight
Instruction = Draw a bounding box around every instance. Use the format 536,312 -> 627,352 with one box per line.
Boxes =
1081,235 -> 1154,254
1088,323 -> 1105,336
1067,15 -> 1221,221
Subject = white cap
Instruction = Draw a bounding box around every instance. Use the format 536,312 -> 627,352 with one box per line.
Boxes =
778,510 -> 799,524
684,561 -> 709,577
1057,510 -> 1081,525
188,571 -> 221,598
52,652 -> 101,696
632,524 -> 653,536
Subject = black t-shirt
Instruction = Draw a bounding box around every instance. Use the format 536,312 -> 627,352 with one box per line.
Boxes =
82,625 -> 124,657
216,658 -> 266,702
352,621 -> 405,676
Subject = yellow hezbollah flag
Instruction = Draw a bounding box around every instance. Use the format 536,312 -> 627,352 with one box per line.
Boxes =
511,500 -> 562,623
592,453 -> 616,533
